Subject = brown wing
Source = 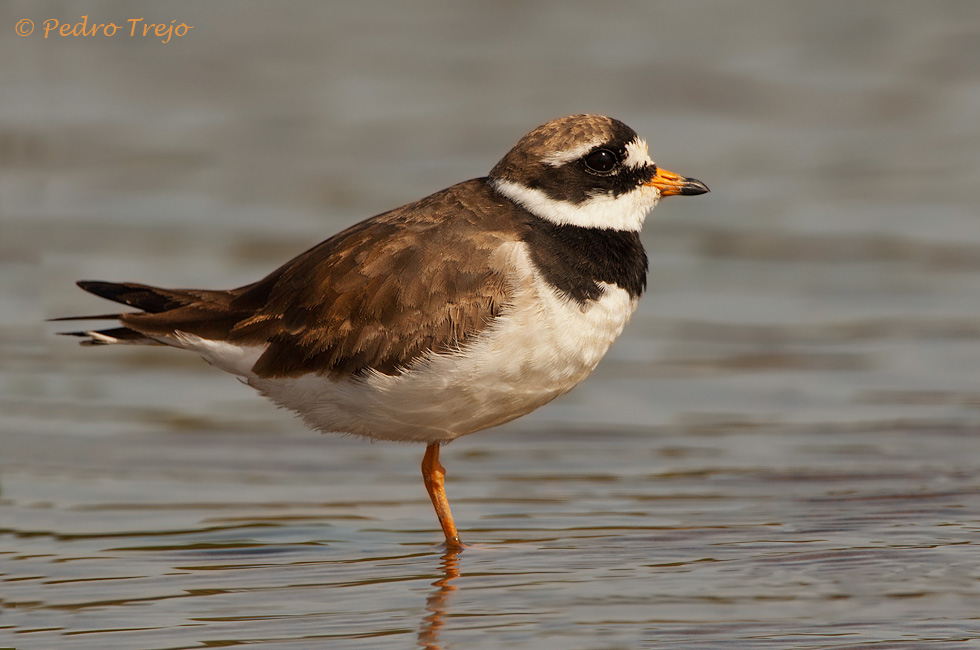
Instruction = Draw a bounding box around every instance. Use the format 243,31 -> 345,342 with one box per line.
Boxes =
117,179 -> 521,378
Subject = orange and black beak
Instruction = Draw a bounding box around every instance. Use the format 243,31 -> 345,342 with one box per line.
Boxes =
645,168 -> 710,197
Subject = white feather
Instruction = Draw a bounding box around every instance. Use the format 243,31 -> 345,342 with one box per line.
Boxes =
623,138 -> 653,169
490,177 -> 661,232
169,332 -> 263,376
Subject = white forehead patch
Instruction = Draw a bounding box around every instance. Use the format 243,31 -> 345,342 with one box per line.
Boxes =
540,136 -> 606,167
624,138 -> 653,169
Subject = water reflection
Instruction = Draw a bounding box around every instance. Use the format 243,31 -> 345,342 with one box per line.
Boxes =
417,549 -> 462,650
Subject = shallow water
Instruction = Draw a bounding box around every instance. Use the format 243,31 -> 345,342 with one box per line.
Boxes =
4,1 -> 980,648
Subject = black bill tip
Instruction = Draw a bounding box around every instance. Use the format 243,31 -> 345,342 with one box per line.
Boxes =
680,177 -> 710,196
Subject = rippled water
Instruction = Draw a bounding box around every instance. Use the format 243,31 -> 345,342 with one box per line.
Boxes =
4,1 -> 980,648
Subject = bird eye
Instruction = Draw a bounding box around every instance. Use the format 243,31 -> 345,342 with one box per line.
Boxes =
583,149 -> 617,174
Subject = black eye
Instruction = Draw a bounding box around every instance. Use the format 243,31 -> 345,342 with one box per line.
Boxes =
583,149 -> 617,174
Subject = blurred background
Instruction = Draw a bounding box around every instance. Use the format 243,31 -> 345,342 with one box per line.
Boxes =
3,2 -> 980,649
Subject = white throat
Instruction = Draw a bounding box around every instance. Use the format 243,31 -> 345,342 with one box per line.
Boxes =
491,178 -> 660,232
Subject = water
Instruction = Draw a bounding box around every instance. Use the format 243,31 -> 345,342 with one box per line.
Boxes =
3,1 -> 980,648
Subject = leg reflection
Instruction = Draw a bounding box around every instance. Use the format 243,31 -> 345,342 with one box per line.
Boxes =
416,548 -> 462,649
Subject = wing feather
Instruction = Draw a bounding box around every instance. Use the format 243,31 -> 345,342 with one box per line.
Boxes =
84,179 -> 523,379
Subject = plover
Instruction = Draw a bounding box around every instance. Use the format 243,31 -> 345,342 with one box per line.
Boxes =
58,115 -> 708,548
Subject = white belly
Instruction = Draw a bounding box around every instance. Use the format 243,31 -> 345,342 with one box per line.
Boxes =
179,242 -> 638,443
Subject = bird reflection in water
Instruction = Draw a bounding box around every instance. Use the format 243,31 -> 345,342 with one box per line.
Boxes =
417,548 -> 462,649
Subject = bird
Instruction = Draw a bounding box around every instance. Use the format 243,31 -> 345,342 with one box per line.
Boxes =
57,114 -> 709,548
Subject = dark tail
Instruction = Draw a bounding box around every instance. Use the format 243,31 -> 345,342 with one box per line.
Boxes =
54,280 -> 244,345
52,280 -> 200,345
74,280 -> 191,313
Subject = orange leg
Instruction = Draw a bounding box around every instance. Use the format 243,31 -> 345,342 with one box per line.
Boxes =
422,443 -> 461,549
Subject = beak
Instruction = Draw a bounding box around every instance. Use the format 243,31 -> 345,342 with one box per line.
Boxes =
645,168 -> 710,197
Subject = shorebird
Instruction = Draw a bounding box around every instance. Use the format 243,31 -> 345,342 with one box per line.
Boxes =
59,115 -> 709,548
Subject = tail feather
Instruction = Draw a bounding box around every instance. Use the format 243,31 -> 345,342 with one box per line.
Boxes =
59,326 -> 159,346
76,280 -> 188,313
57,280 -> 245,347
49,312 -> 125,322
